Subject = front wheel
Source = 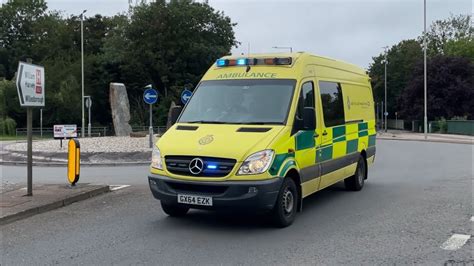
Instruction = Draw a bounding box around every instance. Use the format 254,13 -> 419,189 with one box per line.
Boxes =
272,178 -> 298,228
344,155 -> 367,191
161,202 -> 189,217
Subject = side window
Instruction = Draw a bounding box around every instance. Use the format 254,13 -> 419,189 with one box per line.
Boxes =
295,81 -> 315,127
319,81 -> 345,127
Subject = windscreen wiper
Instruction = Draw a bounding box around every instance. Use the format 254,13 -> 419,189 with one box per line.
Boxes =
236,122 -> 283,125
186,120 -> 228,124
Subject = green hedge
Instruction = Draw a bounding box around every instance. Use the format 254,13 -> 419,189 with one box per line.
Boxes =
0,117 -> 16,135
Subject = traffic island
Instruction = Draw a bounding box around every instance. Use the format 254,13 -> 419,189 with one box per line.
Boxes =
0,136 -> 154,166
0,184 -> 110,225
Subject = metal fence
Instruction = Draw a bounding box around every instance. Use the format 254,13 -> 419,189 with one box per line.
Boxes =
14,126 -> 168,139
376,119 -> 473,135
130,126 -> 167,135
15,127 -> 108,139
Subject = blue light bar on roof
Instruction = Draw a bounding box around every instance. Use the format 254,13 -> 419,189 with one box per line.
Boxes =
236,58 -> 247,65
216,59 -> 226,67
216,57 -> 292,67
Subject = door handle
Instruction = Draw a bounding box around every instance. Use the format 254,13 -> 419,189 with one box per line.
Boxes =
314,133 -> 319,138
322,131 -> 328,136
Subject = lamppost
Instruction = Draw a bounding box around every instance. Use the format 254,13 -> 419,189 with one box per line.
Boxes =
272,46 -> 293,53
80,9 -> 87,137
423,0 -> 428,139
382,46 -> 389,132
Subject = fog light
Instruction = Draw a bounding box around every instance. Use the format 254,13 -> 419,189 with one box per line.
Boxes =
149,180 -> 157,185
248,187 -> 258,193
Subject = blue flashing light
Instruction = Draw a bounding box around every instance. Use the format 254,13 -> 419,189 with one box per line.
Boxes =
236,58 -> 247,65
207,164 -> 217,169
216,59 -> 226,67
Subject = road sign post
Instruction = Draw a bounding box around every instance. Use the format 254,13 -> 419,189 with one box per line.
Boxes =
40,108 -> 43,138
143,87 -> 158,148
16,60 -> 45,196
85,96 -> 92,137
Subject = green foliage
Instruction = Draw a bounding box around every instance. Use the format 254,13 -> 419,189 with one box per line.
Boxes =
369,14 -> 473,122
398,56 -> 473,120
0,0 -> 237,129
424,14 -> 473,56
0,116 -> 17,135
368,39 -> 423,115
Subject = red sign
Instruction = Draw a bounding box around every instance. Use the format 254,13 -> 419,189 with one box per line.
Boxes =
35,69 -> 42,94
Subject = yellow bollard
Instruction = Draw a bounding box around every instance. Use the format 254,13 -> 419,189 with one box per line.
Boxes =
67,139 -> 80,186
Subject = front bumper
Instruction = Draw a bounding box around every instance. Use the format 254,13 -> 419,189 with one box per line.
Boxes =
148,174 -> 283,211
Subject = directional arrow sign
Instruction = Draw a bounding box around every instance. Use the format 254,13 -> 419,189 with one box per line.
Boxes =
16,61 -> 45,107
181,89 -> 192,105
143,88 -> 158,105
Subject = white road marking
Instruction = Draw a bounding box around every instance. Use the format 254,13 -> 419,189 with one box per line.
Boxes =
440,234 -> 471,251
470,216 -> 474,222
109,185 -> 131,191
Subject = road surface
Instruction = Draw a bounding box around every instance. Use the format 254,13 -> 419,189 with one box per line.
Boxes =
1,140 -> 473,265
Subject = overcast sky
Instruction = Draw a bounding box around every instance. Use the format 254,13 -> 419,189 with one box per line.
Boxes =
43,0 -> 473,68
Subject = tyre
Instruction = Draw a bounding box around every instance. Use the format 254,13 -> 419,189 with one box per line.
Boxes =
272,178 -> 298,228
161,202 -> 189,217
344,155 -> 367,191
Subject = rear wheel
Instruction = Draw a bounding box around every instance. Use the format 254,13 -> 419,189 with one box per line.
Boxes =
272,178 -> 298,228
344,155 -> 366,191
161,202 -> 189,217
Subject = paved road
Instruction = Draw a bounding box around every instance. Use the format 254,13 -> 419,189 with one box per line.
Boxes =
1,140 -> 473,265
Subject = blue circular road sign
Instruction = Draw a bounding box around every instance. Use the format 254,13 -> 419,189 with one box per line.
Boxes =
143,88 -> 158,105
181,89 -> 192,105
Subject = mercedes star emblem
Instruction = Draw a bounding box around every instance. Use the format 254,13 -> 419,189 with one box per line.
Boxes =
189,158 -> 204,175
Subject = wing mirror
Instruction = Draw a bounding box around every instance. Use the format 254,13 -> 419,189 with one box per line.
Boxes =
303,107 -> 316,130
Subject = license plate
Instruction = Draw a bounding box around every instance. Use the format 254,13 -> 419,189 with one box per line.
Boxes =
177,194 -> 213,206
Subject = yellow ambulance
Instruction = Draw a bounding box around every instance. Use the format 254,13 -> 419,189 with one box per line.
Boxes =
148,52 -> 376,227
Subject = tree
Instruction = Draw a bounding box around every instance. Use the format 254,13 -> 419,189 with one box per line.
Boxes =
368,39 -> 423,117
117,0 -> 237,125
424,14 -> 473,56
398,56 -> 474,120
444,37 -> 474,61
0,0 -> 238,129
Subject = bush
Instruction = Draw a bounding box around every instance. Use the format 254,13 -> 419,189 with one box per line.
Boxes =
0,116 -> 17,135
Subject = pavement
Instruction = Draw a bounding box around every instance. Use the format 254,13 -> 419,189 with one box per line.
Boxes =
377,130 -> 473,144
0,184 -> 110,225
1,139 -> 472,265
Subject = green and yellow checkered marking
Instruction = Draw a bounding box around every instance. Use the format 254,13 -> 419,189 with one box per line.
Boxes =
270,121 -> 376,176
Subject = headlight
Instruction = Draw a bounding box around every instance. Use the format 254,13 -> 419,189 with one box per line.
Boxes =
151,146 -> 163,170
238,150 -> 274,175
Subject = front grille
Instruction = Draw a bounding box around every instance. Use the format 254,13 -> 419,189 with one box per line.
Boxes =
165,182 -> 228,195
165,156 -> 237,177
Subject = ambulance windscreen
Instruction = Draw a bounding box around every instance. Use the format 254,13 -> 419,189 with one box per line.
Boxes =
179,79 -> 296,125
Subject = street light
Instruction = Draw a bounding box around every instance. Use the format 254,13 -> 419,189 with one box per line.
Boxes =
79,9 -> 87,138
382,46 -> 389,133
272,46 -> 293,53
423,0 -> 428,139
